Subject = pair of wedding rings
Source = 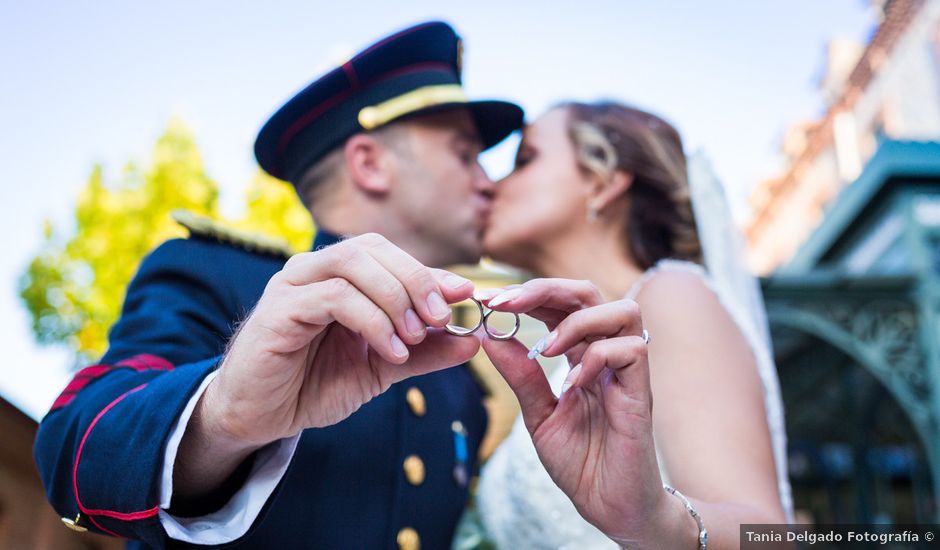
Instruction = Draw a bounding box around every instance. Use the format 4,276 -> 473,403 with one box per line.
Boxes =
444,297 -> 521,340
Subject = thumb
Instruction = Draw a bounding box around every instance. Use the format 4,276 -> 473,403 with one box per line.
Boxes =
482,337 -> 557,434
381,328 -> 481,384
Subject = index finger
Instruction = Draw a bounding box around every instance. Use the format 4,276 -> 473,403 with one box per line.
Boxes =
481,336 -> 557,435
282,233 -> 474,327
358,234 -> 475,327
537,300 -> 644,360
480,278 -> 605,316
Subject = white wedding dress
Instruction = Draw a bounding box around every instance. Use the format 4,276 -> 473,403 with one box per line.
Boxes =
465,153 -> 792,548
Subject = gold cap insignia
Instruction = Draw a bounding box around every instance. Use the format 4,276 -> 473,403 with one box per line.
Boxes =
357,84 -> 468,130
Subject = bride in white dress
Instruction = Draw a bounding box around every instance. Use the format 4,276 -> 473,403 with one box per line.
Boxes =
465,101 -> 793,548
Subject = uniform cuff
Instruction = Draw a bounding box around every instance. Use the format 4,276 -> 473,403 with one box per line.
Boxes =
158,371 -> 301,545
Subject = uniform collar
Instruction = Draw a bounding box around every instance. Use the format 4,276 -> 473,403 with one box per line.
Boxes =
312,228 -> 343,251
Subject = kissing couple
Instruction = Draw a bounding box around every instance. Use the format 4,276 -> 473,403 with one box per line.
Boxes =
36,21 -> 792,550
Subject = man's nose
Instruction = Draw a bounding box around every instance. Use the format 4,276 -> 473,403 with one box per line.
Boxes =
474,161 -> 496,199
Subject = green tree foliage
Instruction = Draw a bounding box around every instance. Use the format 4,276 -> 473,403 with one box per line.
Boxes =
237,171 -> 315,253
19,119 -> 314,363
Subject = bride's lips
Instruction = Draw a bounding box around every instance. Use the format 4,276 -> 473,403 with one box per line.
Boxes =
475,196 -> 493,226
478,205 -> 492,224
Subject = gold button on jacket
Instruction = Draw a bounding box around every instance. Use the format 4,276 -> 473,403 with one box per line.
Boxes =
397,526 -> 420,550
61,515 -> 88,532
405,387 -> 426,416
403,455 -> 426,486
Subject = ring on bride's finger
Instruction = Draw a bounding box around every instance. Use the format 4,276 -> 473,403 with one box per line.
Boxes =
482,309 -> 521,341
444,297 -> 485,336
641,329 -> 651,345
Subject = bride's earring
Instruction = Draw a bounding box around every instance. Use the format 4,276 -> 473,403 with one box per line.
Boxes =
586,200 -> 601,223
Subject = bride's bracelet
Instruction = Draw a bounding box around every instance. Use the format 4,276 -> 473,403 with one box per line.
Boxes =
664,485 -> 708,549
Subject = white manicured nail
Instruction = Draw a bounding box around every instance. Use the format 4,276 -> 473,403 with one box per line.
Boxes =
527,331 -> 558,360
561,363 -> 582,394
488,288 -> 523,308
473,288 -> 501,301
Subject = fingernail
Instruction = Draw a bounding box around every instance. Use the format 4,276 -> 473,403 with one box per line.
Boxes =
443,273 -> 472,289
473,288 -> 501,301
390,334 -> 408,358
488,288 -> 523,308
561,363 -> 582,393
527,331 -> 558,360
427,292 -> 451,320
404,309 -> 425,338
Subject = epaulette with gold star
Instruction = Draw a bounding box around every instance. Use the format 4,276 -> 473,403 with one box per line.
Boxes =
171,210 -> 294,260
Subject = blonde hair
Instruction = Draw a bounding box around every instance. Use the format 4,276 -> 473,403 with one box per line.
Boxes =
564,101 -> 702,269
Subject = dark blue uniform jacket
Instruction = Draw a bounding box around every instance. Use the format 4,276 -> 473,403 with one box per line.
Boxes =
34,229 -> 487,549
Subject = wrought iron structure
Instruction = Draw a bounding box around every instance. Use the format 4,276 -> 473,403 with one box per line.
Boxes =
763,141 -> 940,522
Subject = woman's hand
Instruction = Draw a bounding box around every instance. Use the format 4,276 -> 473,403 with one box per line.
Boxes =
479,279 -> 697,549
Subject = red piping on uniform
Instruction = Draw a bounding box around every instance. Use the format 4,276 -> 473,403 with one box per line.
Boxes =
81,505 -> 161,521
116,354 -> 174,372
72,383 -> 159,534
51,365 -> 114,409
86,515 -> 126,539
51,355 -> 174,411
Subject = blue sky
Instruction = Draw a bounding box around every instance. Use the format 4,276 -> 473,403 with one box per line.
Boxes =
0,0 -> 875,418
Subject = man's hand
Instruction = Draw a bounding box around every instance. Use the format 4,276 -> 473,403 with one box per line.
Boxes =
174,233 -> 480,500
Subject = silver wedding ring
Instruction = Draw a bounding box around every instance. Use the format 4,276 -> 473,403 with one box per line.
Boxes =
444,296 -> 484,336
445,297 -> 520,340
642,329 -> 651,345
483,309 -> 521,341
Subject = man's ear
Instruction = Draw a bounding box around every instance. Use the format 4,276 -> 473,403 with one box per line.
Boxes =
344,134 -> 395,195
588,170 -> 633,212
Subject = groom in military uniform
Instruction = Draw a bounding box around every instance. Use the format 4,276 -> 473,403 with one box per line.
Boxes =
34,21 -> 523,549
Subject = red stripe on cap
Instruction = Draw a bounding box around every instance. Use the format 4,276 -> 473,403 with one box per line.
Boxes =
276,88 -> 357,154
373,62 -> 452,87
275,61 -> 453,157
342,61 -> 360,89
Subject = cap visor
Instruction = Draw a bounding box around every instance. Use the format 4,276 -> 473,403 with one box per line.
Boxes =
393,100 -> 524,150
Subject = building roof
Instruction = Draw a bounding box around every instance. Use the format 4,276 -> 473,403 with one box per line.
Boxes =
782,140 -> 940,272
747,0 -> 926,240
0,394 -> 40,479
